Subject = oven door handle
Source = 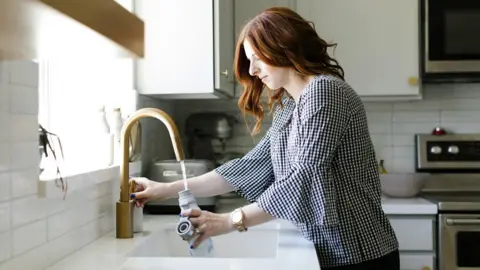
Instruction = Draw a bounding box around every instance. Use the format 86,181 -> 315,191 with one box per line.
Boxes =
446,218 -> 480,226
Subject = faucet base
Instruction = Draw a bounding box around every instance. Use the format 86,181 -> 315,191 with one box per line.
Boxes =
116,201 -> 134,239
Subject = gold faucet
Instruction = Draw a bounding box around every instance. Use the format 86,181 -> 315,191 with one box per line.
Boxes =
116,108 -> 185,239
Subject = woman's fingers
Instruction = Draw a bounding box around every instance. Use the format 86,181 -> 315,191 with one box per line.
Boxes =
181,208 -> 202,218
191,224 -> 208,249
135,198 -> 147,207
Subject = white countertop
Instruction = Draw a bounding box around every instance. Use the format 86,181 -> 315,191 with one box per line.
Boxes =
381,196 -> 438,215
46,197 -> 437,270
46,215 -> 319,270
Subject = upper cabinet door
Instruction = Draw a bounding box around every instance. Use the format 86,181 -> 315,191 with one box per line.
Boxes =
297,0 -> 421,100
134,0 -> 234,99
214,0 -> 235,98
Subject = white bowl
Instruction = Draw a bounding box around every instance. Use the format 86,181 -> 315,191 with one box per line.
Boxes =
380,173 -> 427,198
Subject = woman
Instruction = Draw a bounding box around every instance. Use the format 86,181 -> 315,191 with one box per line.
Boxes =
130,7 -> 399,270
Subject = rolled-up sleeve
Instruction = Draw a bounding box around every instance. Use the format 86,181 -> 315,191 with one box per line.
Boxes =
257,80 -> 351,227
215,129 -> 274,202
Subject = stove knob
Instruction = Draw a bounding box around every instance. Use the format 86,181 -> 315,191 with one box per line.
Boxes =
430,146 -> 442,154
448,145 -> 459,154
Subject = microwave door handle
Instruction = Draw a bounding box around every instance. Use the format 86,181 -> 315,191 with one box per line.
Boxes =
446,218 -> 480,226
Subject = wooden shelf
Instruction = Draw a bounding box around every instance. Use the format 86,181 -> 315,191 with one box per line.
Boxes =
0,0 -> 144,60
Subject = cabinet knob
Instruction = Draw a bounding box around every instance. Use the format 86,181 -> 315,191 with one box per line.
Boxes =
408,76 -> 418,86
221,69 -> 229,78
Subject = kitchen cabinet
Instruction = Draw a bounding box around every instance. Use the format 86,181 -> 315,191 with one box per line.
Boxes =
0,0 -> 144,59
296,0 -> 422,101
134,0 -> 235,99
388,215 -> 436,270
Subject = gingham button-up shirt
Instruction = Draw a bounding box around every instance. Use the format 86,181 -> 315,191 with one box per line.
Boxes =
215,75 -> 399,268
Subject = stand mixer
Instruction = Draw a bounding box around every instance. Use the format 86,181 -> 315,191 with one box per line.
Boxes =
185,112 -> 237,165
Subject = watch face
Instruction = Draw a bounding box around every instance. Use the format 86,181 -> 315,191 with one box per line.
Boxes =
232,210 -> 242,223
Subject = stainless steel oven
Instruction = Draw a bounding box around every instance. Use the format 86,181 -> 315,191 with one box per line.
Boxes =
416,133 -> 480,270
439,213 -> 480,270
421,0 -> 480,81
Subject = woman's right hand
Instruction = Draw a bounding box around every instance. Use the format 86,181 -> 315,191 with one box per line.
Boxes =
129,177 -> 168,208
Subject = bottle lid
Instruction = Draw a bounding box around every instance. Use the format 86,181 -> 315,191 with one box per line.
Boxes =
178,189 -> 195,207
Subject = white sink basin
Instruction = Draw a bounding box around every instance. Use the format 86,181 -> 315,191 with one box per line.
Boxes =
121,220 -> 319,270
128,222 -> 280,258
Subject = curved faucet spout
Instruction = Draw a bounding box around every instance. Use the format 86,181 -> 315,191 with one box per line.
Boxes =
116,108 -> 185,239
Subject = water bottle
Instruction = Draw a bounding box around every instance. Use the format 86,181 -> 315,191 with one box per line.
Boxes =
175,189 -> 215,257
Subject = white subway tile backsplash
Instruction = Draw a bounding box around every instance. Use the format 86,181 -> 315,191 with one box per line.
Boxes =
11,195 -> 47,228
175,84 -> 480,174
47,190 -> 83,216
10,141 -> 39,170
0,62 -> 7,83
9,85 -> 38,115
12,218 -> 47,256
363,103 -> 393,111
1,61 -> 129,269
8,61 -> 39,87
392,134 -> 415,146
0,86 -> 8,113
10,114 -> 38,142
0,231 -> 12,263
452,83 -> 480,98
0,242 -> 49,270
422,84 -> 453,100
440,122 -> 480,133
440,110 -> 480,123
0,143 -> 10,172
370,134 -> 392,147
0,172 -> 10,202
392,122 -> 435,134
392,157 -> 416,173
374,146 -> 393,160
47,195 -> 110,241
392,111 -> 440,123
393,146 -> 415,158
0,114 -> 10,142
393,100 -> 443,111
0,202 -> 11,232
443,98 -> 480,110
368,121 -> 392,134
366,111 -> 392,122
11,169 -> 39,198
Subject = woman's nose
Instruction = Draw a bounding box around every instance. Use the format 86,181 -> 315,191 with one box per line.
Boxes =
249,63 -> 258,77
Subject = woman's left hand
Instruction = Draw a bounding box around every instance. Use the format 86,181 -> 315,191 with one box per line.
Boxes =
181,209 -> 236,249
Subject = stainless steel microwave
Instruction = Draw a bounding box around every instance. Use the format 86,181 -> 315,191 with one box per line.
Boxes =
422,0 -> 480,81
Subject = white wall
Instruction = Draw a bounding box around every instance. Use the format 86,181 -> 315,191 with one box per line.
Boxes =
173,83 -> 480,173
0,61 -> 145,270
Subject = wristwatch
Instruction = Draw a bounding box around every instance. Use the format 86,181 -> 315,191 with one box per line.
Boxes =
230,208 -> 248,232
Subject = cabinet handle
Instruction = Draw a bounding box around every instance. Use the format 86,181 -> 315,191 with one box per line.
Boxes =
221,69 -> 229,78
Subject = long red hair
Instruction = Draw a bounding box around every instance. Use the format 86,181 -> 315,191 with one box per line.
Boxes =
234,7 -> 344,135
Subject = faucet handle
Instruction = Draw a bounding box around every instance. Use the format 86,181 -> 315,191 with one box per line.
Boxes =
129,180 -> 136,199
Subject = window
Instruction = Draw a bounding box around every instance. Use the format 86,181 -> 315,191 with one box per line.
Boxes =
38,58 -> 137,180
38,0 -> 137,180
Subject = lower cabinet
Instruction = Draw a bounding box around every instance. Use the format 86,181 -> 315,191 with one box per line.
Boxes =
388,215 -> 436,270
400,253 -> 435,270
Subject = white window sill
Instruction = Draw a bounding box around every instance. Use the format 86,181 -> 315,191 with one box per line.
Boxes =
38,161 -> 142,199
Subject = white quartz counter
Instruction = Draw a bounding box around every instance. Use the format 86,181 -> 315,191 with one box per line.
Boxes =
45,197 -> 437,270
381,196 -> 438,215
46,215 -> 319,270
